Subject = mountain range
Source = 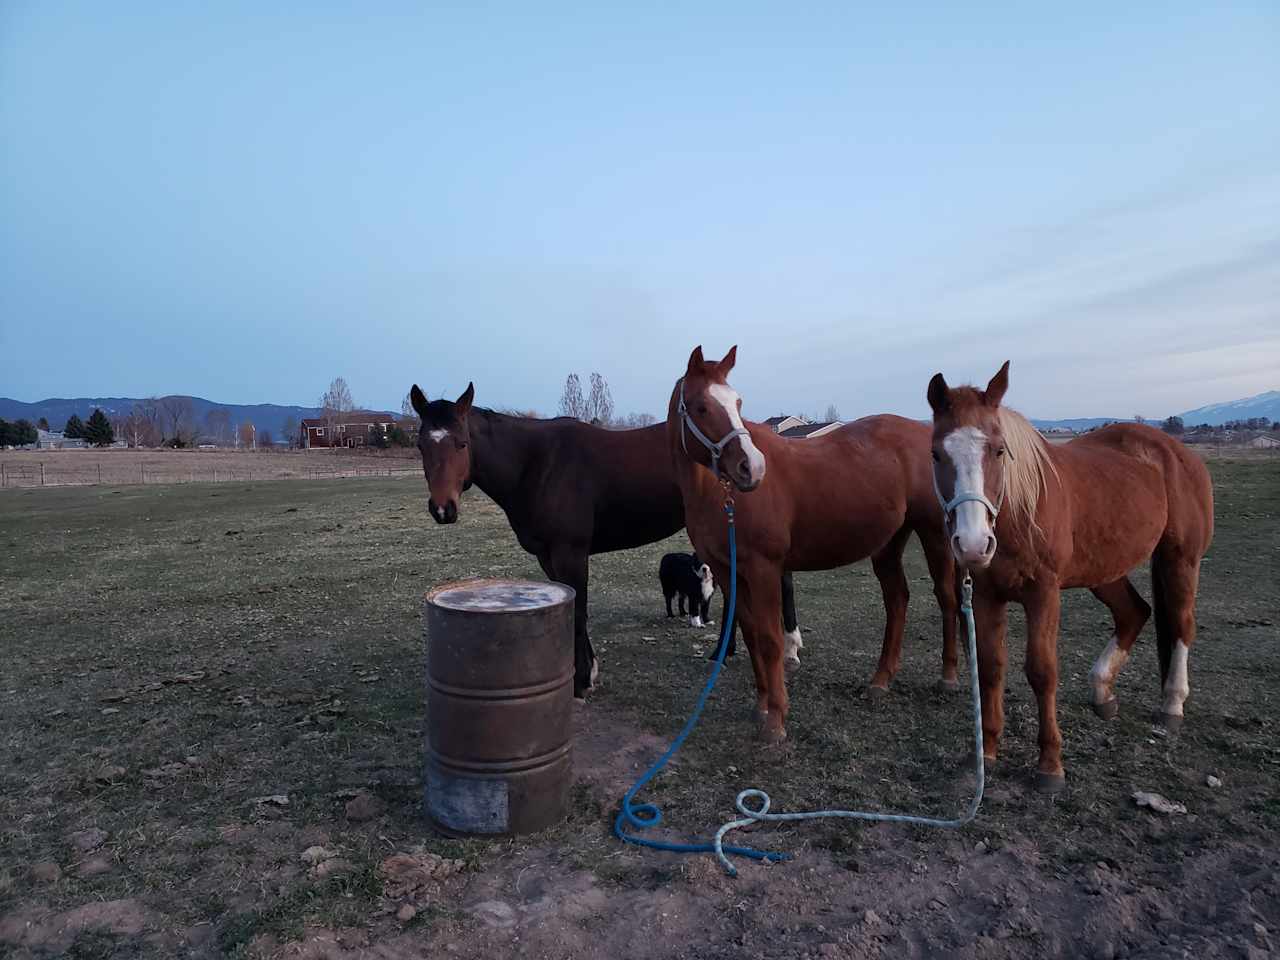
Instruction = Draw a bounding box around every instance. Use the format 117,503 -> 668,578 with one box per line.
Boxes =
2,388 -> 1276,438
0,396 -> 330,442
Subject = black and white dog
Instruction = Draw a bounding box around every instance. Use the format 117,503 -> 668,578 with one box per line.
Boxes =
659,552 -> 716,627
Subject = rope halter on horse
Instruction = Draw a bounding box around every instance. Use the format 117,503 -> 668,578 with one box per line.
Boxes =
677,377 -> 751,481
931,451 -> 1010,532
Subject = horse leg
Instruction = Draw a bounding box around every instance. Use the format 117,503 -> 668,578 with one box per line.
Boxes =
709,589 -> 737,660
780,571 -> 802,673
737,567 -> 788,742
1087,577 -> 1151,720
1152,545 -> 1201,732
1024,585 -> 1065,792
867,527 -> 912,698
546,545 -> 596,698
920,529 -> 960,690
973,591 -> 1009,766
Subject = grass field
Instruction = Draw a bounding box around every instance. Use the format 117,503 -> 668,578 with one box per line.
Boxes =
1,461 -> 1277,958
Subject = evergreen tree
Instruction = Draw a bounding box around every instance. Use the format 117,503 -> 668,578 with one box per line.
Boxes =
0,419 -> 11,446
13,419 -> 37,445
64,414 -> 86,438
37,417 -> 49,431
85,408 -> 115,447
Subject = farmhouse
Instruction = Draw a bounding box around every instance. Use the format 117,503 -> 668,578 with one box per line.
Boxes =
1247,434 -> 1280,449
780,420 -> 845,439
36,429 -> 86,450
300,411 -> 396,449
763,414 -> 809,434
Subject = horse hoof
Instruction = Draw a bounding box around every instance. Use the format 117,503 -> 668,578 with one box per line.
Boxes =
1035,771 -> 1066,794
1092,698 -> 1119,721
759,723 -> 787,744
936,678 -> 960,694
866,685 -> 889,704
1156,712 -> 1183,735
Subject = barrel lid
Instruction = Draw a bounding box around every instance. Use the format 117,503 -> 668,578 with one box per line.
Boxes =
426,578 -> 575,613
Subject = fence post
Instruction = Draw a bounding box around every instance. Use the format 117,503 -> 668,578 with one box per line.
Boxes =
98,463 -> 102,485
1,462 -> 5,487
141,463 -> 145,484
41,463 -> 45,486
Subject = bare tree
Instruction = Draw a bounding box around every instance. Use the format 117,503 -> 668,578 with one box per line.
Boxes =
281,416 -> 299,449
319,377 -> 355,451
204,408 -> 232,446
121,401 -> 159,448
584,372 -> 614,425
616,412 -> 656,429
258,428 -> 274,449
824,404 -> 840,422
237,421 -> 257,449
557,373 -> 586,420
158,396 -> 196,447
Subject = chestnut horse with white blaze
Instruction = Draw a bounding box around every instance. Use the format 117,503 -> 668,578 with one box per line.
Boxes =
927,362 -> 1214,791
669,345 -> 959,742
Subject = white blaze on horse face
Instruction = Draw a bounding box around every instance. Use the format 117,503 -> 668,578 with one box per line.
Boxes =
943,426 -> 993,562
1162,640 -> 1191,716
1090,634 -> 1129,708
428,429 -> 448,443
707,383 -> 765,484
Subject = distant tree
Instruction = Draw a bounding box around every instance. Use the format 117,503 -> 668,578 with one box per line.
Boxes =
1273,420 -> 1280,432
824,404 -> 840,422
204,408 -> 233,446
121,401 -> 161,448
0,419 -> 11,446
585,372 -> 614,426
37,417 -> 49,431
319,377 -> 355,452
237,421 -> 257,449
281,416 -> 300,449
158,396 -> 196,446
367,422 -> 389,449
1161,416 -> 1184,435
1134,414 -> 1146,425
84,408 -> 115,447
13,419 -> 37,446
616,412 -> 656,429
557,373 -> 586,420
64,414 -> 86,438
258,429 -> 274,449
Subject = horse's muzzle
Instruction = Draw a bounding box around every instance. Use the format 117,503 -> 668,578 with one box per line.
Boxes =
429,499 -> 458,524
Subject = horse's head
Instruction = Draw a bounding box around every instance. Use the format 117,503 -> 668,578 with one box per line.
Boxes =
410,382 -> 475,524
926,361 -> 1011,569
673,345 -> 766,492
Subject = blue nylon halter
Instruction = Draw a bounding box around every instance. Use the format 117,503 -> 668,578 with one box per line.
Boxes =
932,459 -> 1007,525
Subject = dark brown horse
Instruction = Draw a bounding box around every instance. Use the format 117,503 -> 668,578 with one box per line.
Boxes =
927,362 -> 1214,790
409,384 -> 797,697
669,346 -> 959,742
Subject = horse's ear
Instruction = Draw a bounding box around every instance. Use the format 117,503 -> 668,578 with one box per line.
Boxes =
410,384 -> 430,419
686,345 -> 706,373
456,382 -> 475,416
984,361 -> 1010,408
926,373 -> 950,415
718,345 -> 738,375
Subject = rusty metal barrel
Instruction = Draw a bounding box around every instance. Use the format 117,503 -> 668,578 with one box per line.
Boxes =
424,578 -> 575,837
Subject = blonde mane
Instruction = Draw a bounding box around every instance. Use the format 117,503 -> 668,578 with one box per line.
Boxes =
998,408 -> 1060,530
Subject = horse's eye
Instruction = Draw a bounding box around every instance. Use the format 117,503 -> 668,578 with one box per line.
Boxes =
696,404 -> 707,415
456,439 -> 468,450
995,446 -> 1006,457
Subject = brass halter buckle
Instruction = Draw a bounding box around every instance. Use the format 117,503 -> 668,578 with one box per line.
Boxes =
719,475 -> 736,520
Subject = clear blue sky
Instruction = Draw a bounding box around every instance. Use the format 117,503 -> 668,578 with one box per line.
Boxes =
2,3 -> 1277,420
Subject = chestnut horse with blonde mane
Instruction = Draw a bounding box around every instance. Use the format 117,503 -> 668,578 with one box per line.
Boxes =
927,362 -> 1214,791
669,345 -> 959,742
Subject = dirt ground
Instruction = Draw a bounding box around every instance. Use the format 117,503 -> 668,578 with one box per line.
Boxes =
0,449 -> 418,489
0,462 -> 1276,958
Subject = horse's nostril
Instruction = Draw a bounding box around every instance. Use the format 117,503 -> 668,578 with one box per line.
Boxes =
985,535 -> 997,556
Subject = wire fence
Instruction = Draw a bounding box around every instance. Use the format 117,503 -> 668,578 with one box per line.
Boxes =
0,459 -> 421,489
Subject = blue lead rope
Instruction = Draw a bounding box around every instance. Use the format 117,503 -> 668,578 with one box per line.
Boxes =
614,500 -> 986,876
613,502 -> 790,866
